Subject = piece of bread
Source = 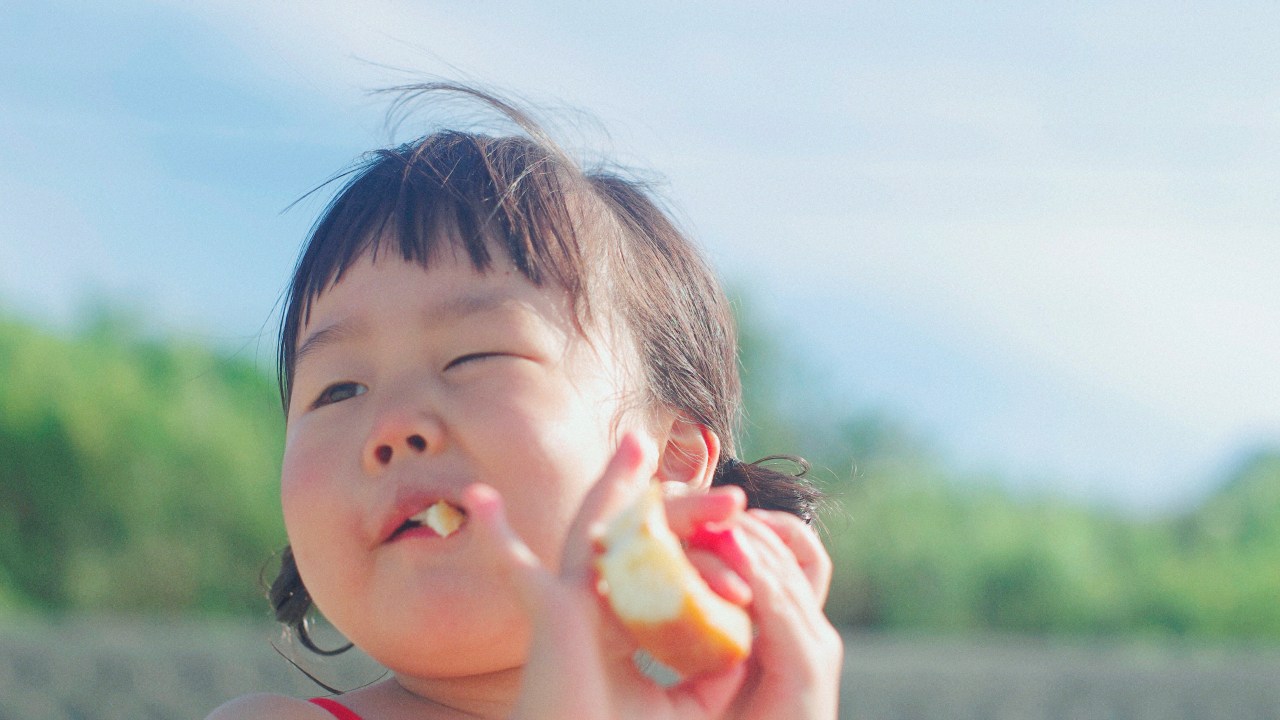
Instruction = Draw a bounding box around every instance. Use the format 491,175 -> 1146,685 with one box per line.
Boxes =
421,500 -> 466,538
595,483 -> 752,678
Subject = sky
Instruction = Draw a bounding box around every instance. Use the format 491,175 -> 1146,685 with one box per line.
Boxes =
3,1 -> 1278,513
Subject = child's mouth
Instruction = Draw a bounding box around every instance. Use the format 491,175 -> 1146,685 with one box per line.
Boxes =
390,500 -> 467,541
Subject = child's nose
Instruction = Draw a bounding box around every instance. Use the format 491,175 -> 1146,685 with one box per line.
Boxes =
363,413 -> 437,474
372,433 -> 427,464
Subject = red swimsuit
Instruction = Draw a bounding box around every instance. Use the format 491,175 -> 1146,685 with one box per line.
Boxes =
309,697 -> 365,720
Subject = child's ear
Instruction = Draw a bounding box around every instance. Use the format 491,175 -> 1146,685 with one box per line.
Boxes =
654,414 -> 720,492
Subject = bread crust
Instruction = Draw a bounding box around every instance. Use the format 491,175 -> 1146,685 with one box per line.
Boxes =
596,484 -> 752,678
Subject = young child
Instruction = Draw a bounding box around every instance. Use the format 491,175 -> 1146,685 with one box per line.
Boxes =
208,84 -> 842,720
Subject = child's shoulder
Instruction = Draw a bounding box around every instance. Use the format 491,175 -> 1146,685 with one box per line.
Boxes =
205,692 -> 330,720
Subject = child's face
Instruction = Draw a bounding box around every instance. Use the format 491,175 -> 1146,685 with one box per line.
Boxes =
280,247 -> 656,678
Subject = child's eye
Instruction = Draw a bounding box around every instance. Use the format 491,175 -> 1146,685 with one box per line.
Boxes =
312,382 -> 367,408
445,352 -> 505,370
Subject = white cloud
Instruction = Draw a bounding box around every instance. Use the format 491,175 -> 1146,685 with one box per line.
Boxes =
704,151 -> 1280,436
11,0 -> 1279,507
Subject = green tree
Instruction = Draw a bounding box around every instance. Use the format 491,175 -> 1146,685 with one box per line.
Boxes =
0,309 -> 286,615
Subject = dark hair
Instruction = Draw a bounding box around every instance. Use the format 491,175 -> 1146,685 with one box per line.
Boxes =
270,83 -> 821,648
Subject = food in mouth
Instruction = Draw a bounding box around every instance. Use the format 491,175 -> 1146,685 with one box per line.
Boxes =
399,500 -> 467,539
595,483 -> 752,678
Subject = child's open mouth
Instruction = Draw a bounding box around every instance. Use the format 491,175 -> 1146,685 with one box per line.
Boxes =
389,500 -> 467,541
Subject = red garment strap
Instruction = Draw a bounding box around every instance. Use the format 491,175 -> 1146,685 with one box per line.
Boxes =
309,697 -> 365,720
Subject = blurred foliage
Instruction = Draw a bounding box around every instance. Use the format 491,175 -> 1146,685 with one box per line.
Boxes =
0,308 -> 285,615
2,300 -> 1279,641
730,294 -> 1280,640
818,446 -> 1280,639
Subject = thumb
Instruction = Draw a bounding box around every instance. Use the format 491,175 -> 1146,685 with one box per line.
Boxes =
464,486 -> 616,720
559,432 -> 653,585
461,483 -> 553,610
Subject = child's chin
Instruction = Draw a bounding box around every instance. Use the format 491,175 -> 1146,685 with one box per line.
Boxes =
383,628 -> 530,679
371,600 -> 531,675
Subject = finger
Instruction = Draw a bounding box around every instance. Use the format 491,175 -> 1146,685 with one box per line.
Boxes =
686,548 -> 752,606
732,513 -> 845,718
686,523 -> 751,576
664,484 -> 746,537
734,512 -> 838,650
465,485 -> 628,719
737,512 -> 818,609
461,483 -> 549,608
747,508 -> 833,606
670,659 -> 749,720
559,432 -> 654,584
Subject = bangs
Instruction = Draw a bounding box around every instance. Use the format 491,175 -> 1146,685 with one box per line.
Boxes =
278,130 -> 590,411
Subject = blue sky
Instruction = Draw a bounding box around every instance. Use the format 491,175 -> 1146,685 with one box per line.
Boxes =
3,1 -> 1278,512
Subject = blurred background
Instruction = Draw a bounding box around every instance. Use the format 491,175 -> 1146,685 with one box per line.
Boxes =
2,1 -> 1279,718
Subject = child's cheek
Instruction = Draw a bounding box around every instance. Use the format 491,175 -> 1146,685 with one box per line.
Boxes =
279,431 -> 336,526
279,452 -> 312,532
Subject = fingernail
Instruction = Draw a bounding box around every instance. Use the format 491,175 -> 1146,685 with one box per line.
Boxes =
711,484 -> 748,508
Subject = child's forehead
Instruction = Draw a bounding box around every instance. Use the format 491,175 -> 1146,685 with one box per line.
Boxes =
289,221 -> 631,363
307,238 -> 486,306
291,166 -> 618,332
295,250 -> 638,371
305,250 -> 553,323
299,249 -> 593,340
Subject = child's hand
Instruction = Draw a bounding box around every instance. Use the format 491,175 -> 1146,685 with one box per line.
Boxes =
667,486 -> 842,719
665,485 -> 754,609
464,435 -> 841,719
718,508 -> 843,720
464,434 -> 744,719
